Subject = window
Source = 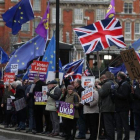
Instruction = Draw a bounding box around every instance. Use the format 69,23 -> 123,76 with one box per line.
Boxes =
21,22 -> 30,31
125,22 -> 131,33
74,9 -> 83,24
52,8 -> 61,23
124,3 -> 132,14
74,32 -> 80,45
135,23 -> 140,34
96,9 -> 105,21
33,0 -> 41,11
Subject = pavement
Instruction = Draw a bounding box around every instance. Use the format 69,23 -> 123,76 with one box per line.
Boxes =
0,125 -> 135,140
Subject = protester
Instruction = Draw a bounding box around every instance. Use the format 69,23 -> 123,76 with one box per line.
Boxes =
133,79 -> 140,140
63,85 -> 79,140
33,76 -> 46,134
46,80 -> 61,136
74,79 -> 85,139
25,83 -> 36,133
98,71 -> 115,140
13,81 -> 26,131
115,72 -> 131,140
84,83 -> 99,140
0,81 -> 4,123
1,83 -> 14,128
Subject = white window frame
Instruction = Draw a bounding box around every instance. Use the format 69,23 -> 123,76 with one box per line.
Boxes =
11,0 -> 18,2
124,2 -> 133,14
74,32 -> 80,45
96,9 -> 105,21
125,22 -> 131,34
21,22 -> 30,32
135,23 -> 140,34
33,0 -> 41,11
74,9 -> 83,24
52,8 -> 61,23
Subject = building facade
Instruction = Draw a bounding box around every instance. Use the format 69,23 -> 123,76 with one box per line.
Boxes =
0,0 -> 140,68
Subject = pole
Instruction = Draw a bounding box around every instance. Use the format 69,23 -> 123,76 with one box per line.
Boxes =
56,0 -> 59,79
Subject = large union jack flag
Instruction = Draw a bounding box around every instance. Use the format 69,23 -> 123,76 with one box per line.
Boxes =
74,18 -> 126,54
62,59 -> 84,80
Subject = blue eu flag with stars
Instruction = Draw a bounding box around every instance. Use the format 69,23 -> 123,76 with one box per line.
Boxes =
5,35 -> 46,72
2,0 -> 34,35
42,34 -> 63,77
0,47 -> 9,64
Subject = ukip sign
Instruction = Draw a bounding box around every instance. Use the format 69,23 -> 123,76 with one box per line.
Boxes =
58,101 -> 75,119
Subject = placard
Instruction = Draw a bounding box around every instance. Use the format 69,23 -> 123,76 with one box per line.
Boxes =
121,48 -> 140,80
14,97 -> 26,111
11,64 -> 18,75
81,87 -> 94,104
35,92 -> 47,105
7,98 -> 12,110
82,76 -> 95,89
4,73 -> 15,83
58,101 -> 75,119
31,60 -> 49,73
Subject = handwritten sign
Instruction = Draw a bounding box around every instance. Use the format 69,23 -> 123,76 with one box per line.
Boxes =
121,48 -> 140,80
82,76 -> 95,89
58,101 -> 75,119
11,64 -> 18,75
81,87 -> 94,104
35,92 -> 47,105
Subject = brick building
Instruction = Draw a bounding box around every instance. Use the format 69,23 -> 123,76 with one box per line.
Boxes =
0,0 -> 140,68
0,0 -> 47,52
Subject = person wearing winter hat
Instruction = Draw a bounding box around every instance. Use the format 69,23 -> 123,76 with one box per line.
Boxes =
63,85 -> 80,140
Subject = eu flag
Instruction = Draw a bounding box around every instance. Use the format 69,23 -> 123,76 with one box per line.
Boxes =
2,0 -> 34,35
5,35 -> 46,72
0,47 -> 9,64
42,34 -> 63,81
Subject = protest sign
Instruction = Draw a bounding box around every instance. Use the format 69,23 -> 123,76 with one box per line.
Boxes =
81,87 -> 94,104
58,101 -> 75,119
35,92 -> 47,105
31,60 -> 49,73
7,98 -> 12,110
11,64 -> 18,75
82,76 -> 95,89
14,97 -> 26,111
4,72 -> 15,83
121,48 -> 140,80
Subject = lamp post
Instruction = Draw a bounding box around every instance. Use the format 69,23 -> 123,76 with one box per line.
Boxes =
56,0 -> 59,79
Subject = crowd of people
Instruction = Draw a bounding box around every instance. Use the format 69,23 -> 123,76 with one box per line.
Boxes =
0,71 -> 139,140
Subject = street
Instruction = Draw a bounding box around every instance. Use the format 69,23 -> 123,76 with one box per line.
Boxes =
0,131 -> 135,140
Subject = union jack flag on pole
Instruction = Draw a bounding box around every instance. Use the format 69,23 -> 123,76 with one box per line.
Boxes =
62,59 -> 84,80
73,18 -> 126,54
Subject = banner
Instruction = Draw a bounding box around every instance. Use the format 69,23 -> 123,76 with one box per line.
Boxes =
35,92 -> 47,105
4,72 -> 15,83
11,64 -> 18,75
58,101 -> 75,119
121,48 -> 140,80
14,97 -> 26,111
81,87 -> 94,104
82,76 -> 95,89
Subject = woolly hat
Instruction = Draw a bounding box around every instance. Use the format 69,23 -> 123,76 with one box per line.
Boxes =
67,85 -> 74,90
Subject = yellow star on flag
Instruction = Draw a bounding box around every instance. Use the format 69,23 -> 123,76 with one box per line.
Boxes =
20,17 -> 23,19
36,47 -> 39,50
45,57 -> 47,60
51,55 -> 53,58
54,51 -> 55,54
50,61 -> 52,64
52,66 -> 54,69
19,7 -> 21,9
34,43 -> 37,45
17,60 -> 20,62
21,12 -> 23,14
15,55 -> 17,57
14,20 -> 16,23
22,62 -> 25,65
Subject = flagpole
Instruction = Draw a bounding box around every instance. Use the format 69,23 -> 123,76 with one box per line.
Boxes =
56,0 -> 59,80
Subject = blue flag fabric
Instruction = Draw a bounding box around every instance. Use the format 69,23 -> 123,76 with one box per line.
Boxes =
42,34 -> 63,76
9,50 -> 16,58
22,65 -> 31,80
131,38 -> 140,51
5,35 -> 46,72
108,63 -> 127,76
2,0 -> 34,35
0,47 -> 9,64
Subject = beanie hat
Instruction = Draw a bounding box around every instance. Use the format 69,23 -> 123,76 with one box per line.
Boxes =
67,85 -> 74,90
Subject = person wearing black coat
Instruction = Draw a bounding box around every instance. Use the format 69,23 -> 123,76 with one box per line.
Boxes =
115,72 -> 131,140
74,79 -> 85,139
13,81 -> 26,131
33,77 -> 46,134
133,80 -> 140,140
